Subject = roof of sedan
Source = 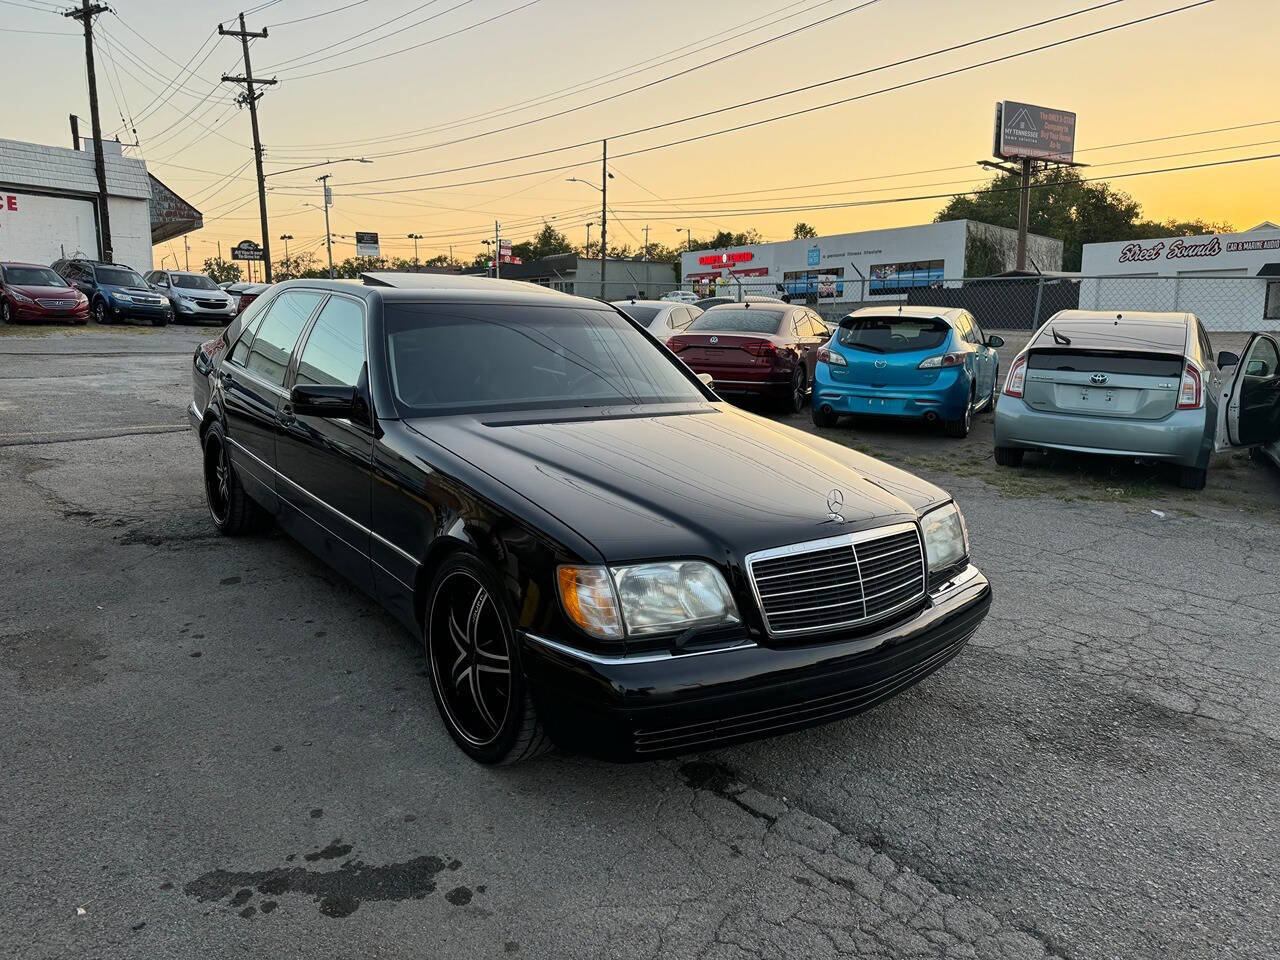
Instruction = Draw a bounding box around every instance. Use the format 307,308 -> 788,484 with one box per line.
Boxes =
275,275 -> 606,307
611,299 -> 675,307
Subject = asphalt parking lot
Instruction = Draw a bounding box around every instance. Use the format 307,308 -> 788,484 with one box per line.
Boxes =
2,321 -> 1277,960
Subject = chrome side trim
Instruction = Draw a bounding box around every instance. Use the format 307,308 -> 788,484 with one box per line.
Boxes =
224,436 -> 419,569
523,631 -> 756,666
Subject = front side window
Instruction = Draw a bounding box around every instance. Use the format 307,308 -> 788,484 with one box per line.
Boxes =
246,291 -> 324,386
295,296 -> 366,388
687,308 -> 785,334
837,316 -> 951,353
384,302 -> 705,415
1265,281 -> 1280,321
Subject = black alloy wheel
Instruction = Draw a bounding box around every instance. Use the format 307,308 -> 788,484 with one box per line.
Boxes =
202,423 -> 259,535
781,367 -> 807,414
92,298 -> 109,325
425,554 -> 549,764
1,300 -> 10,324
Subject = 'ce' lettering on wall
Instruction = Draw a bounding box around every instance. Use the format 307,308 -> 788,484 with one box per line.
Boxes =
0,196 -> 19,214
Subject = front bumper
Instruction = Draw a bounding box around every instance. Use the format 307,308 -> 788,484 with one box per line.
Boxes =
175,301 -> 237,323
993,396 -> 1211,468
108,298 -> 172,322
521,564 -> 990,760
9,302 -> 89,323
814,366 -> 968,419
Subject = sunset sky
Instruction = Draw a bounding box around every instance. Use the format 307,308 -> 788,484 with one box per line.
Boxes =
5,0 -> 1278,269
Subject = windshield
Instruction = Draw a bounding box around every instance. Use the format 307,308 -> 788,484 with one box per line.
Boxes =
172,273 -> 219,290
384,302 -> 705,415
687,308 -> 783,334
3,266 -> 64,286
837,316 -> 950,353
96,267 -> 147,287
616,304 -> 662,323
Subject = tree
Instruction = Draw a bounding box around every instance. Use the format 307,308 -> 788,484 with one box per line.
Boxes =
935,168 -> 1234,272
688,229 -> 763,252
793,222 -> 818,239
512,222 -> 575,262
275,251 -> 321,280
203,256 -> 241,284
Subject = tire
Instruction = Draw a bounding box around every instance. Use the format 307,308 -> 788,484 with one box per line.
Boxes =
779,367 -> 806,414
92,298 -> 110,325
0,300 -> 10,325
1178,465 -> 1207,490
202,422 -> 261,535
943,396 -> 972,438
152,313 -> 169,327
811,404 -> 839,428
993,446 -> 1024,467
988,365 -> 999,411
424,552 -> 551,765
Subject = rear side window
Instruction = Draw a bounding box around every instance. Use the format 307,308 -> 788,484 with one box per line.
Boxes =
295,296 -> 366,388
1027,351 -> 1184,377
246,291 -> 324,386
229,312 -> 266,367
837,316 -> 950,353
619,304 -> 661,324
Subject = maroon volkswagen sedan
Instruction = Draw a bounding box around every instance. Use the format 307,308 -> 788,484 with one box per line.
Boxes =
0,262 -> 89,325
667,303 -> 830,412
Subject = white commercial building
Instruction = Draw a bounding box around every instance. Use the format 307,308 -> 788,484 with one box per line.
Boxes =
0,137 -> 200,272
1080,223 -> 1280,331
679,220 -> 1063,308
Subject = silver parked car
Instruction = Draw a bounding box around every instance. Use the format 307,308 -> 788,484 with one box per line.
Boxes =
146,270 -> 237,324
993,311 -> 1279,489
612,298 -> 702,336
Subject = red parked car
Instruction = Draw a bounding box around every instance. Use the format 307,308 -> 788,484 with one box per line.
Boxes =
667,303 -> 830,412
0,262 -> 89,325
223,281 -> 270,316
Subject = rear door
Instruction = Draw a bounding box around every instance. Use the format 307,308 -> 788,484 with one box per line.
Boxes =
1022,349 -> 1184,420
1222,334 -> 1280,447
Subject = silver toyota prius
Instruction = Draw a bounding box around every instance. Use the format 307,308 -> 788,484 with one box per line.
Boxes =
993,310 -> 1280,489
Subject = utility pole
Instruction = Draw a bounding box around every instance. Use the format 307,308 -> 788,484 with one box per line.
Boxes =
1015,157 -> 1032,271
493,221 -> 501,279
599,140 -> 607,300
65,1 -> 113,262
408,233 -> 423,267
585,222 -> 593,256
184,236 -> 190,270
219,14 -> 277,281
643,224 -> 650,262
317,174 -> 334,278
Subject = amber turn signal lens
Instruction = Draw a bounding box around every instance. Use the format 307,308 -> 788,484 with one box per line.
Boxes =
556,565 -> 624,640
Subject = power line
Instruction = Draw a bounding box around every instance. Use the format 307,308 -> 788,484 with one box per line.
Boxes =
258,0 -> 459,72
267,0 -> 373,28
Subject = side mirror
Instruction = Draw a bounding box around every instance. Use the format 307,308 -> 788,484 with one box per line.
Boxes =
986,335 -> 1005,348
697,372 -> 715,388
1217,350 -> 1239,369
290,383 -> 357,419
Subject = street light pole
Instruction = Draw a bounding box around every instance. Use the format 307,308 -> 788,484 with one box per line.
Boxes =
408,233 -> 423,268
494,221 -> 501,280
317,174 -> 334,278
599,140 -> 607,300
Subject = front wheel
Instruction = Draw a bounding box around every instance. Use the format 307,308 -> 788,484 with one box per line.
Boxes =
92,298 -> 110,325
994,446 -> 1024,467
152,313 -> 169,327
425,553 -> 551,765
0,300 -> 10,325
1178,465 -> 1207,490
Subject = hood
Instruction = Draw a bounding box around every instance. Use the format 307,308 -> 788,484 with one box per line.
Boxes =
10,284 -> 79,298
406,404 -> 947,563
175,288 -> 232,301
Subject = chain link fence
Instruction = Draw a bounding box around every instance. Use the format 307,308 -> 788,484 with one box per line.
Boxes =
579,275 -> 1280,333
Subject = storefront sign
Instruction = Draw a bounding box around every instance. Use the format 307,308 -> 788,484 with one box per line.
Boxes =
1118,237 -> 1224,263
0,195 -> 19,213
356,231 -> 380,257
807,247 -> 821,267
231,240 -> 264,262
995,100 -> 1076,161
697,251 -> 754,266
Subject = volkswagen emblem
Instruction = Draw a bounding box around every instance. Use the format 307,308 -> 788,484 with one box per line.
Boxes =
1090,373 -> 1108,385
709,335 -> 719,344
825,488 -> 845,523
874,359 -> 888,368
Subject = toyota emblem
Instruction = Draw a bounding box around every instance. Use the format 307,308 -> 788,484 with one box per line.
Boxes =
1090,373 -> 1108,385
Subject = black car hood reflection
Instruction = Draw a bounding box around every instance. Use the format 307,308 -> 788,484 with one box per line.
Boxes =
405,403 -> 946,562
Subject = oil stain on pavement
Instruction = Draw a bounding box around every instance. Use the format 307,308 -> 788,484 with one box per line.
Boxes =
183,840 -> 477,918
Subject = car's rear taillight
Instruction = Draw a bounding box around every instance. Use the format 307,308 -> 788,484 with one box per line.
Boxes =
667,336 -> 688,353
1177,362 -> 1203,409
816,345 -> 846,367
918,352 -> 966,369
1003,354 -> 1028,397
743,340 -> 778,358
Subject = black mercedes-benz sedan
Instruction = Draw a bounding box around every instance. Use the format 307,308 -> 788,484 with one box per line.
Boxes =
188,277 -> 990,764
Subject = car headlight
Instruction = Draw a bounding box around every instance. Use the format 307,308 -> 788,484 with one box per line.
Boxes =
921,502 -> 969,572
112,292 -> 131,303
10,290 -> 33,304
558,561 -> 739,640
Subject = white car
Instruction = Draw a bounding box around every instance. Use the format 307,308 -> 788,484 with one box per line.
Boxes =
146,270 -> 237,324
660,290 -> 699,304
612,298 -> 703,336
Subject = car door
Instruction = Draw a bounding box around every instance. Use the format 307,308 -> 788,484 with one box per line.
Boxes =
965,312 -> 995,399
1220,334 -> 1280,449
222,290 -> 325,509
275,293 -> 375,593
799,311 -> 828,379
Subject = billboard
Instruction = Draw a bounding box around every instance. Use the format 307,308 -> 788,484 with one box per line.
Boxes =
783,268 -> 844,300
232,240 -> 264,262
869,260 -> 944,294
355,231 -> 380,257
994,100 -> 1076,161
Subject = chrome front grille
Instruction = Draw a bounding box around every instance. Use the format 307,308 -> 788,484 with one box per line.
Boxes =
747,523 -> 925,637
37,298 -> 77,309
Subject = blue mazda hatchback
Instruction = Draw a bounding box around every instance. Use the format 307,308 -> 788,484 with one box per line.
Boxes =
812,306 -> 1003,437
